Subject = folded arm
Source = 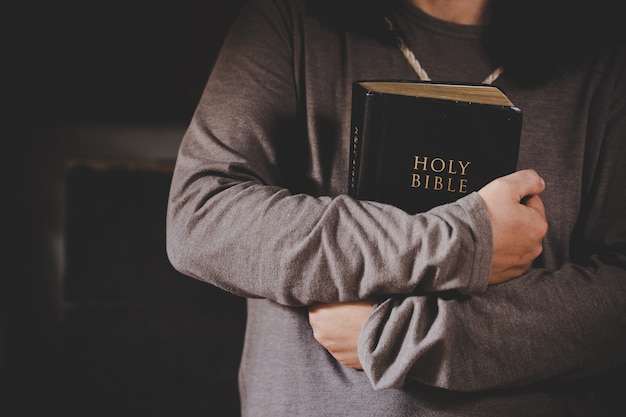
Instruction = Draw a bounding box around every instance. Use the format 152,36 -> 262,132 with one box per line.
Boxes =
165,0 -> 493,306
311,68 -> 626,389
357,54 -> 626,391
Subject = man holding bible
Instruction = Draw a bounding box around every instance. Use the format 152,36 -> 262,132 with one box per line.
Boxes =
167,0 -> 626,415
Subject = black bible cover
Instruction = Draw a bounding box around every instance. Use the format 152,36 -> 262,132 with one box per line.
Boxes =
349,80 -> 522,214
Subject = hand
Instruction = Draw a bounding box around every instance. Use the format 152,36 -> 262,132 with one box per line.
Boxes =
478,169 -> 548,284
308,301 -> 374,369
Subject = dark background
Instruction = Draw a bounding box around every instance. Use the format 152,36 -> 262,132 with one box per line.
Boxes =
4,1 -> 248,416
6,2 -> 625,417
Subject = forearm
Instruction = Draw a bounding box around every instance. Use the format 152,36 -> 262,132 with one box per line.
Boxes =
358,261 -> 626,391
167,167 -> 492,306
165,0 -> 493,306
359,45 -> 626,391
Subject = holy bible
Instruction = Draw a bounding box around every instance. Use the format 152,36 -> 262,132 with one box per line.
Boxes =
348,80 -> 522,214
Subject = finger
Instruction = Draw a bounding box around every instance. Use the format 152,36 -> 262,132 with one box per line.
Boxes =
522,194 -> 546,215
505,169 -> 546,201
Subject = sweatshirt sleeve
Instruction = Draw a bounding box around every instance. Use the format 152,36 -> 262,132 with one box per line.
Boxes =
358,264 -> 626,391
357,50 -> 626,391
165,0 -> 491,306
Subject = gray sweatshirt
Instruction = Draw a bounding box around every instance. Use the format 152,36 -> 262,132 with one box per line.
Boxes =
166,0 -> 626,415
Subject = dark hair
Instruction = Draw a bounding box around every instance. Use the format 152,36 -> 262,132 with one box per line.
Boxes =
306,0 -> 624,87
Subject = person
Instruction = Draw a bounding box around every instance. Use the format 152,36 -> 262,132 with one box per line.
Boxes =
166,0 -> 626,415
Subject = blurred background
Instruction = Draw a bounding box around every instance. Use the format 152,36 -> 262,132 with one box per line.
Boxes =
7,2 -> 625,417
4,1 -> 248,415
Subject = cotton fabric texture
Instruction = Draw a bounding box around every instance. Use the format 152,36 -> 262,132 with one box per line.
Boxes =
166,0 -> 626,415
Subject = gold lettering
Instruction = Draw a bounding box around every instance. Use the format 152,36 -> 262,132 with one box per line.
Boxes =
409,175 -> 469,193
433,176 -> 443,190
458,160 -> 471,176
411,173 -> 421,188
459,179 -> 467,193
410,156 -> 471,194
430,158 -> 445,173
447,160 -> 457,175
413,156 -> 428,171
446,177 -> 456,192
413,156 -> 471,175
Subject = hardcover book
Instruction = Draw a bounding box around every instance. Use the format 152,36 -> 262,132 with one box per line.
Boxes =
349,80 -> 522,214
